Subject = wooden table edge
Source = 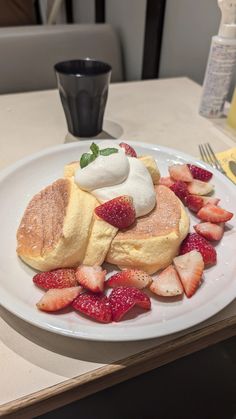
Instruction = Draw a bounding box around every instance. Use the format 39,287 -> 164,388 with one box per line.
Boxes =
1,315 -> 236,418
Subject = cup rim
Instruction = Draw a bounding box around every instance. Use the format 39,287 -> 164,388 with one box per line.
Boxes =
54,58 -> 112,77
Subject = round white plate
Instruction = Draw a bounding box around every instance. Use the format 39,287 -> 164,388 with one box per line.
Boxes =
0,141 -> 235,341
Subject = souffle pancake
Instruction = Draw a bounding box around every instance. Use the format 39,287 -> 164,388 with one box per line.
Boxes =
16,178 -> 97,271
106,185 -> 189,274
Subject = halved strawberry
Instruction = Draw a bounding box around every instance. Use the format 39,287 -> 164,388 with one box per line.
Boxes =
197,204 -> 233,223
36,286 -> 82,312
150,265 -> 183,297
106,269 -> 152,289
194,222 -> 224,241
119,142 -> 137,157
187,164 -> 213,182
158,177 -> 175,188
76,265 -> 106,293
33,268 -> 77,289
187,180 -> 214,196
170,181 -> 189,204
174,250 -> 204,298
179,233 -> 216,266
95,195 -> 136,229
186,195 -> 204,212
72,292 -> 112,323
109,287 -> 151,322
186,195 -> 220,213
169,164 -> 193,182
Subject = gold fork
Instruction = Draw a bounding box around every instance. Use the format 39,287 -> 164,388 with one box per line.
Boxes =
199,143 -> 227,176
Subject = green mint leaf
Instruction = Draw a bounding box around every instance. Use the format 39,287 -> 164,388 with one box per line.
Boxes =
99,147 -> 118,156
90,142 -> 99,157
80,152 -> 96,168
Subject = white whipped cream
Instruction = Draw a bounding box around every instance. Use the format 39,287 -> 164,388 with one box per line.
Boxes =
75,141 -> 129,191
75,141 -> 156,217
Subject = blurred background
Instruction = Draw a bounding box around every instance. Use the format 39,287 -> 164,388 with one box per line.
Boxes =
0,0 -> 229,94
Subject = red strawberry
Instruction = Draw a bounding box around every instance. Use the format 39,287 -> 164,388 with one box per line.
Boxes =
194,222 -> 224,241
106,269 -> 152,289
109,287 -> 151,322
187,164 -> 212,182
179,233 -> 217,266
76,265 -> 106,293
95,195 -> 136,229
33,268 -> 77,289
119,142 -> 137,157
72,292 -> 112,323
187,180 -> 214,195
169,164 -> 193,182
197,204 -> 233,223
158,177 -> 175,188
150,265 -> 183,297
174,250 -> 204,298
36,286 -> 82,312
186,195 -> 220,213
170,181 -> 189,204
186,195 -> 204,212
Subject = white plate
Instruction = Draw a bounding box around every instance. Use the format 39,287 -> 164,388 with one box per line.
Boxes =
0,141 -> 236,341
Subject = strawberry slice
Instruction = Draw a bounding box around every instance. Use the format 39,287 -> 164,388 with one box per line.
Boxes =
33,268 -> 77,289
187,164 -> 213,182
119,142 -> 137,157
95,195 -> 136,229
109,287 -> 151,322
106,269 -> 152,289
174,250 -> 204,298
76,265 -> 106,293
186,195 -> 204,212
186,195 -> 220,213
197,204 -> 233,223
158,177 -> 175,188
169,164 -> 193,182
72,292 -> 112,323
150,265 -> 183,297
187,179 -> 214,195
179,233 -> 216,266
194,222 -> 224,241
36,286 -> 82,312
170,181 -> 189,204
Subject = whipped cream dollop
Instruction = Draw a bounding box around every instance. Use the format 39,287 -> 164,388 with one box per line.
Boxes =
75,141 -> 156,217
75,141 -> 129,191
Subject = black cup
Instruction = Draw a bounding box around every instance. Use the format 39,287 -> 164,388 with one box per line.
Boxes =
54,59 -> 112,137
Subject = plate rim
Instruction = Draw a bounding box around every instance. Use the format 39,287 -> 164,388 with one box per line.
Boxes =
0,140 -> 236,342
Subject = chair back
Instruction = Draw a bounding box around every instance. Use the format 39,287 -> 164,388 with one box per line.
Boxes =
0,24 -> 123,94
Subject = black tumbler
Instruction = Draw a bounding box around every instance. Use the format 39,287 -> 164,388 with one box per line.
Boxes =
54,59 -> 112,137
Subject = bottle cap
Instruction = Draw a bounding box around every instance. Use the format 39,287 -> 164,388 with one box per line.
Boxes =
218,0 -> 236,38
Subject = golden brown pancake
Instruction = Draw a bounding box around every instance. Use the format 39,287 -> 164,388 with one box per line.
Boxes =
106,185 -> 189,274
17,178 -> 69,259
17,178 -> 97,271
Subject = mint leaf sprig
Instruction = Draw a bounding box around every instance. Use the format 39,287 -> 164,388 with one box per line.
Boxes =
80,143 -> 118,168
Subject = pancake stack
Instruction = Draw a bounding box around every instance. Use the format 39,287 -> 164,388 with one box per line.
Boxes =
16,156 -> 189,273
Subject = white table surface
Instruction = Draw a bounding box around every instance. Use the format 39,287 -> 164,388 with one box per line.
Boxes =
0,77 -> 236,418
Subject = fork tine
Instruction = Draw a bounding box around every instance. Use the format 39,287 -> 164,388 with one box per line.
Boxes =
206,143 -> 226,173
204,143 -> 216,168
199,144 -> 203,160
199,144 -> 208,164
206,143 -> 222,170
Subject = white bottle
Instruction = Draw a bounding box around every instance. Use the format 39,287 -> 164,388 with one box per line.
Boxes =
199,0 -> 236,118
